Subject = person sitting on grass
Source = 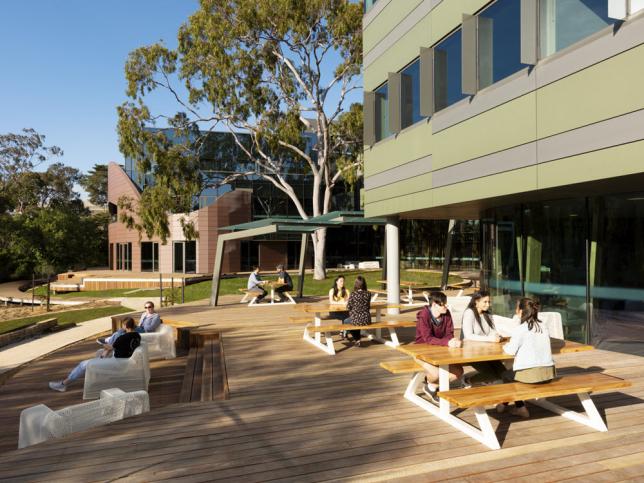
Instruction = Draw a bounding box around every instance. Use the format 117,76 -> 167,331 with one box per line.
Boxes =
98,301 -> 160,345
496,297 -> 556,418
342,275 -> 371,347
247,266 -> 267,303
274,264 -> 293,302
415,291 -> 464,402
461,291 -> 506,385
49,317 -> 141,392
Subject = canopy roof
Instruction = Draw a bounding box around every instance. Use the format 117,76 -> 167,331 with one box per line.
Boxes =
220,211 -> 387,234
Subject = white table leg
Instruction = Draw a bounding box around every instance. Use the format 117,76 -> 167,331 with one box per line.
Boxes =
407,286 -> 413,306
439,364 -> 451,415
314,312 -> 321,343
375,307 -> 382,339
270,287 -> 275,304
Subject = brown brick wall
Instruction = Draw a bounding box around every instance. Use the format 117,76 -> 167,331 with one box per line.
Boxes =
259,241 -> 288,271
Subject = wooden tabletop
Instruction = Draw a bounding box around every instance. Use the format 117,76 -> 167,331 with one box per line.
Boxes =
295,302 -> 388,313
397,339 -> 594,366
261,281 -> 287,289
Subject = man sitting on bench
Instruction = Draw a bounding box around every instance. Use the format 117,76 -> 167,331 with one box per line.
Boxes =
415,291 -> 464,402
247,266 -> 267,303
274,264 -> 293,302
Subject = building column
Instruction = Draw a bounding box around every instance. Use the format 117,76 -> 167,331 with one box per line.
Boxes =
386,217 -> 400,314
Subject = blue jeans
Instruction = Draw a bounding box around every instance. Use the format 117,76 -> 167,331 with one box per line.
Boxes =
67,359 -> 90,382
342,317 -> 361,341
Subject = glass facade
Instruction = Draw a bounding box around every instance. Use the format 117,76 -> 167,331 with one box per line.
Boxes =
115,243 -> 132,271
434,29 -> 467,112
539,0 -> 615,57
483,193 -> 644,356
375,83 -> 391,142
477,0 -> 526,90
400,59 -> 425,129
400,219 -> 480,271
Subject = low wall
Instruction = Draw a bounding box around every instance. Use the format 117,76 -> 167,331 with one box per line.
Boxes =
0,318 -> 59,349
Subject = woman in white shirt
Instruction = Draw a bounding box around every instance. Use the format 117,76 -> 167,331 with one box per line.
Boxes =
328,276 -> 350,335
461,291 -> 506,384
497,298 -> 555,418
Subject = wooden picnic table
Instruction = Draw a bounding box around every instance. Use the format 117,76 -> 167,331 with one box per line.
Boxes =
393,339 -> 597,449
294,302 -> 413,355
376,280 -> 430,306
242,280 -> 295,305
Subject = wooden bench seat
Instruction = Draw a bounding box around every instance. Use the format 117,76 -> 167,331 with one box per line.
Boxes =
179,329 -> 229,403
303,320 -> 415,355
380,360 -> 423,374
438,372 -> 630,408
289,315 -> 332,323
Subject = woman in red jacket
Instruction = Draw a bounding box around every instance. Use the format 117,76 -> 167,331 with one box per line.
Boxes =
415,291 -> 464,402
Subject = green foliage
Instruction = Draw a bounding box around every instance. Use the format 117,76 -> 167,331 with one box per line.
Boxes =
0,129 -> 109,281
80,164 -> 108,207
116,0 -> 364,277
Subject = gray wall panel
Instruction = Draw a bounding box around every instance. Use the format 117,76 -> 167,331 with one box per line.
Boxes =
520,0 -> 538,65
364,91 -> 377,146
420,47 -> 435,117
388,72 -> 402,134
462,14 -> 478,95
364,154 -> 433,190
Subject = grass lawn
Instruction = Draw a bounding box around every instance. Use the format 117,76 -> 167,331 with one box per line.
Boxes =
0,306 -> 134,335
29,270 -> 464,304
134,269 -> 462,303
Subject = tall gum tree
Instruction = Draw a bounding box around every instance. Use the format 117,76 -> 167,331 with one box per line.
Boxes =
117,0 -> 363,282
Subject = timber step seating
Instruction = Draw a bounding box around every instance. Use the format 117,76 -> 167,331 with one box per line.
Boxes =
438,372 -> 631,408
179,328 -> 229,403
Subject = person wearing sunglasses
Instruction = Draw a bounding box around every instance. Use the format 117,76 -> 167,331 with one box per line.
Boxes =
98,301 -> 161,345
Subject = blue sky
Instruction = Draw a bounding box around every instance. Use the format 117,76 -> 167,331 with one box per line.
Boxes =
0,0 -> 198,174
0,1 -> 362,182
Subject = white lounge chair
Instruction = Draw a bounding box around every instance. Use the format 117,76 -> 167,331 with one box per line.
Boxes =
141,324 -> 176,360
83,343 -> 150,399
18,388 -> 149,448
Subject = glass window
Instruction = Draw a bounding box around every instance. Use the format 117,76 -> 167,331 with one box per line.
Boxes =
400,59 -> 426,129
141,242 -> 159,272
540,0 -> 615,58
590,194 -> 644,356
478,0 -> 526,90
633,0 -> 644,14
375,83 -> 391,142
173,242 -> 184,273
434,29 -> 467,112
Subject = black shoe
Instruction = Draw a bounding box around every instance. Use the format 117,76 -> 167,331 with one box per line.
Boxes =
422,383 -> 439,403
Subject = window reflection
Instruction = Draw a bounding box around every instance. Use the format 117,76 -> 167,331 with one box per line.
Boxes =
434,29 -> 467,112
375,82 -> 391,141
539,0 -> 615,58
478,0 -> 526,90
400,59 -> 426,129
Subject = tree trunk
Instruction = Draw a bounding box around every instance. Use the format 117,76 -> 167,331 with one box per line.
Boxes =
312,228 -> 327,280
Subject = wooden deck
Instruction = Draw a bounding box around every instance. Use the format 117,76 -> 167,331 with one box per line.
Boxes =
0,297 -> 643,482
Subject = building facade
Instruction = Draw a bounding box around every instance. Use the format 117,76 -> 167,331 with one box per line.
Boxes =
109,130 -> 375,275
363,0 -> 644,354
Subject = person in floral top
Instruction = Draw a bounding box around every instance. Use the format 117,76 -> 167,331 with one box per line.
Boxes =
343,276 -> 371,346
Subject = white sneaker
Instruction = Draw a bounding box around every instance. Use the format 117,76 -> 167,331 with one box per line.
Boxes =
96,337 -> 106,345
49,381 -> 66,392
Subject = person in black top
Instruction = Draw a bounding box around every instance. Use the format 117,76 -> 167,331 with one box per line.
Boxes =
343,276 -> 372,346
49,318 -> 141,392
274,264 -> 294,302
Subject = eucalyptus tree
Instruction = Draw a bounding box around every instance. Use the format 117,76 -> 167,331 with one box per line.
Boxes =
117,0 -> 363,283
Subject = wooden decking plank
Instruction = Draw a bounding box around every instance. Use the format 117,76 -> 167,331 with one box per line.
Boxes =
200,338 -> 214,401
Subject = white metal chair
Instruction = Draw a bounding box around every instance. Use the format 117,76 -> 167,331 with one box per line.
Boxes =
18,388 -> 149,448
141,324 -> 176,360
83,343 -> 150,399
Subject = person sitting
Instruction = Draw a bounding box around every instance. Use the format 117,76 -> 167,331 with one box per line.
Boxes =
98,301 -> 160,345
461,291 -> 506,385
342,276 -> 371,347
329,275 -> 350,337
415,291 -> 464,402
246,266 -> 267,303
497,298 -> 556,418
274,264 -> 293,301
49,317 -> 141,392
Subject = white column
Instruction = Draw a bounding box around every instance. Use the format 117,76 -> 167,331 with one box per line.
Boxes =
386,217 -> 400,314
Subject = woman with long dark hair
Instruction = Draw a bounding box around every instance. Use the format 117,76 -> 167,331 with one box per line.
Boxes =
461,291 -> 506,384
329,275 -> 350,330
497,298 -> 555,418
343,275 -> 371,347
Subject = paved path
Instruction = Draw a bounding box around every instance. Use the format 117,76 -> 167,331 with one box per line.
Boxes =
0,280 -> 82,307
0,316 -> 118,375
